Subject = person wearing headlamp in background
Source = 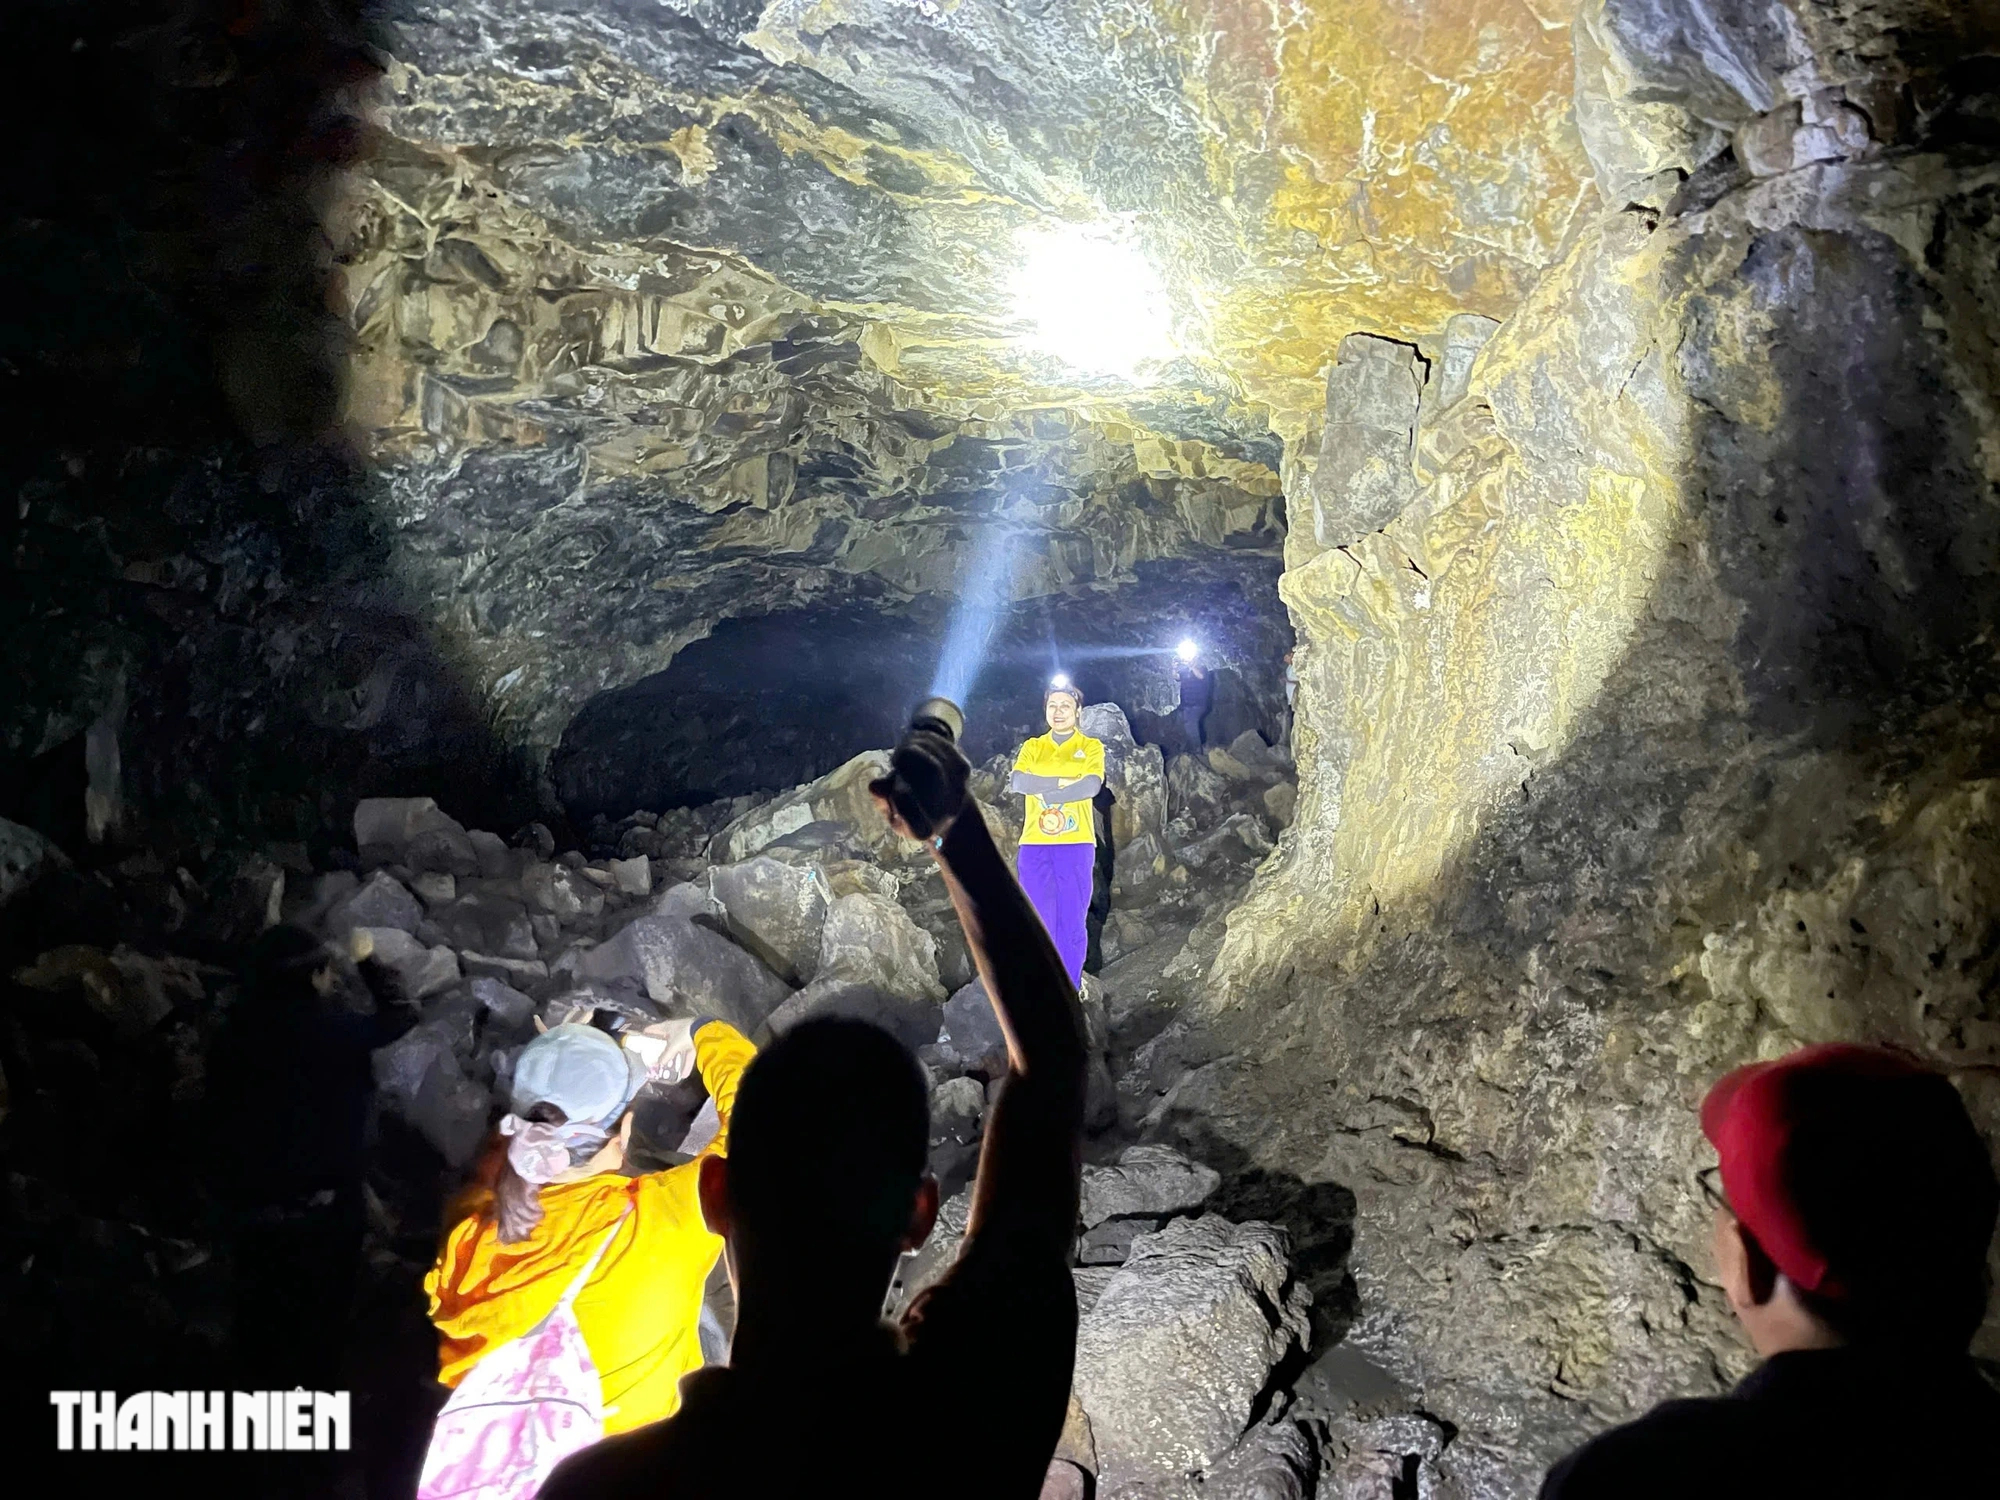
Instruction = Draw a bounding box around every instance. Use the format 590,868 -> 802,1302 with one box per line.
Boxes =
418,1010 -> 756,1497
1010,677 -> 1104,986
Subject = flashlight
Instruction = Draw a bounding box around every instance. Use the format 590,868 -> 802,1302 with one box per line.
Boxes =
1049,672 -> 1071,691
1176,637 -> 1200,664
910,695 -> 964,744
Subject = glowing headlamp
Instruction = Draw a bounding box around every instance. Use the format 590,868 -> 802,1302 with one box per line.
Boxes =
1049,672 -> 1072,690
1175,638 -> 1200,664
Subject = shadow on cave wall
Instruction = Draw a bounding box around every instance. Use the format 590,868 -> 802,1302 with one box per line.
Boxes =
550,556 -> 1293,818
0,3 -> 521,1488
0,0 -> 532,870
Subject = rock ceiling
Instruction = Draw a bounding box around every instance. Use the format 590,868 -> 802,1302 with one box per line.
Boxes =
331,0 -> 1590,755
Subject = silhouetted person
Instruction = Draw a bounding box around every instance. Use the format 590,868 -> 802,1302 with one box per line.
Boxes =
1176,655 -> 1213,752
207,924 -> 418,1387
1540,1043 -> 2000,1499
543,718 -> 1089,1500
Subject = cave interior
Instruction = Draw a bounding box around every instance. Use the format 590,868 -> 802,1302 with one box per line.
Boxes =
5,0 -> 2000,1495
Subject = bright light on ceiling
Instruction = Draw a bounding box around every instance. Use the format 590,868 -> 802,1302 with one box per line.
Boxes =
1007,223 -> 1177,379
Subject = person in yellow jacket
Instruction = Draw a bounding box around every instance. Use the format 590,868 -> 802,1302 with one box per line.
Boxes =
425,1014 -> 756,1436
1011,679 -> 1104,985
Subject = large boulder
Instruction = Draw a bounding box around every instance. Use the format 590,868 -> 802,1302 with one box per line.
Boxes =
1165,754 -> 1230,825
353,797 -> 475,872
1072,1216 -> 1311,1492
711,751 -> 898,864
706,856 -> 827,985
575,915 -> 791,1035
814,892 -> 944,1004
372,1021 -> 492,1168
0,818 -> 62,910
430,890 -> 538,960
522,862 -> 605,923
763,979 -> 940,1054
1079,703 -> 1170,851
1081,1145 -> 1221,1228
325,871 -> 423,935
939,978 -> 1007,1075
352,927 -> 461,1001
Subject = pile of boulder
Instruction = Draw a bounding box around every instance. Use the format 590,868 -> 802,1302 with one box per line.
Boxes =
299,705 -> 1292,1182
0,703 -> 1310,1494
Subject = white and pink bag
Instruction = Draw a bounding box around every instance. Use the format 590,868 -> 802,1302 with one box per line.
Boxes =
417,1205 -> 631,1500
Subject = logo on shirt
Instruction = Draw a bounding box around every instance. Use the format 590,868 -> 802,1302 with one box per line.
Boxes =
1037,806 -> 1077,837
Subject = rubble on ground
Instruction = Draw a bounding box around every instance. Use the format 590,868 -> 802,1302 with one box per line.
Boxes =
2,711 -> 1305,1496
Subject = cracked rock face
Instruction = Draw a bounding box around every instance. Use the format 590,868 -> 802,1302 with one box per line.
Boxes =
1136,3 -> 2000,1495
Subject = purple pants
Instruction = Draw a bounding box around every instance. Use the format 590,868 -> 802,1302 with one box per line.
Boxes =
1016,841 -> 1094,987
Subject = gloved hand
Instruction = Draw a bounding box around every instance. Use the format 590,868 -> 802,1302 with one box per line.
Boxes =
628,1015 -> 700,1084
869,727 -> 971,843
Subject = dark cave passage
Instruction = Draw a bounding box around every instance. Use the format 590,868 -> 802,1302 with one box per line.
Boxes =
550,556 -> 1294,819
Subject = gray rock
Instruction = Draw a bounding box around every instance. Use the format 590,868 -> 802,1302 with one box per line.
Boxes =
1081,1145 -> 1221,1228
1038,1459 -> 1089,1500
711,753 -> 898,864
468,828 -> 512,879
889,1184 -> 974,1318
1180,813 -> 1273,870
576,915 -> 790,1035
652,881 -> 722,921
1200,1419 -> 1319,1500
408,824 -> 480,878
468,975 -> 537,1029
1262,782 -> 1297,830
1073,1266 -> 1117,1317
1435,311 -> 1501,411
940,979 -> 1008,1075
1165,754 -> 1230,825
523,862 -> 604,923
1077,1218 -> 1151,1267
609,855 -> 652,895
707,856 -> 826,985
1073,1216 -> 1311,1491
291,870 -> 359,929
372,1021 -> 492,1168
460,952 -> 548,988
326,871 -> 423,935
432,890 -> 538,960
1079,702 -> 1170,852
815,891 -> 944,1004
1310,333 -> 1423,550
353,927 -> 461,1001
354,797 -> 446,857
412,871 -> 456,905
765,979 -> 939,1055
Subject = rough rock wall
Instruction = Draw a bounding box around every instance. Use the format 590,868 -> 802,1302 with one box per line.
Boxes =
1150,3 -> 2000,1494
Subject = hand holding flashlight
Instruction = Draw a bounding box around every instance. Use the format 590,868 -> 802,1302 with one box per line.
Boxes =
870,721 -> 971,845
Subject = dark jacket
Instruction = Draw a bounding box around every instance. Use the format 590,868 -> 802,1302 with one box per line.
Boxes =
1540,1346 -> 2000,1498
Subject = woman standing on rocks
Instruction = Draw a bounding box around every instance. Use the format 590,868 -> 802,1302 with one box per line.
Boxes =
1010,679 -> 1105,987
419,1013 -> 755,1496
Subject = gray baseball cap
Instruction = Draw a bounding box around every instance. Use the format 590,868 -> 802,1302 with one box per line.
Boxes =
509,1023 -> 645,1126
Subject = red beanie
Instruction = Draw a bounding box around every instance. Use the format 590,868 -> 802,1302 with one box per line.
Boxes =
1701,1043 -> 1960,1299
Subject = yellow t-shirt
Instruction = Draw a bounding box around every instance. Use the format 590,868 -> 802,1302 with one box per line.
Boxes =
1014,731 -> 1106,845
426,1022 -> 756,1433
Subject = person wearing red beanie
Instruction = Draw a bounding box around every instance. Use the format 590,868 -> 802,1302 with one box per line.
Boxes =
1541,1042 -> 2000,1497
